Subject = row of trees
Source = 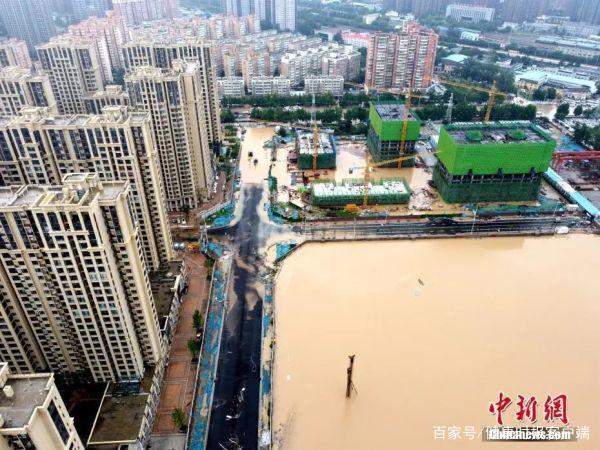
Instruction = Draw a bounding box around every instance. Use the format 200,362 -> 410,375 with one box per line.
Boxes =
223,93 -> 337,108
573,124 -> 600,149
416,103 -> 537,122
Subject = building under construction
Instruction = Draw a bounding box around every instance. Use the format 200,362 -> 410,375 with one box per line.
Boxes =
311,178 -> 411,207
296,131 -> 336,170
367,102 -> 422,167
433,121 -> 556,203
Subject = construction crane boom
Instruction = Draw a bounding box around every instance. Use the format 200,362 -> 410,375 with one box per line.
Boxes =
437,78 -> 506,122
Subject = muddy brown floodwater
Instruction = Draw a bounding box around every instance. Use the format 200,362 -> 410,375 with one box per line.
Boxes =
273,235 -> 600,449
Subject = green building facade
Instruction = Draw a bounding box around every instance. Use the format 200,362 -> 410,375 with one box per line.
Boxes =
367,102 -> 422,167
434,122 -> 556,203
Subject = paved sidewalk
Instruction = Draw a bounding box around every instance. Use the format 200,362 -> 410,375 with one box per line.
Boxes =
152,253 -> 209,437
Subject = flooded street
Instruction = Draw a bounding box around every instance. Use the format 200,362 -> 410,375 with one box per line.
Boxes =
273,235 -> 600,449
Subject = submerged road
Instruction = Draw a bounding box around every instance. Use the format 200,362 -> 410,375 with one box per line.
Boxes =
206,185 -> 265,450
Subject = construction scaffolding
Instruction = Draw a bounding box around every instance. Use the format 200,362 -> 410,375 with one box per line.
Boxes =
296,131 -> 337,170
311,178 -> 411,207
435,121 -> 557,203
366,102 -> 422,166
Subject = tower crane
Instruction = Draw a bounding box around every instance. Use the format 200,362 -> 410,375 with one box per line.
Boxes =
437,78 -> 510,122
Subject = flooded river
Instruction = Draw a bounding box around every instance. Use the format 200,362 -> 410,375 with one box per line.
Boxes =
273,235 -> 600,449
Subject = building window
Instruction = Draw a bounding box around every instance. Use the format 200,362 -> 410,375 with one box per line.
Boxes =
48,400 -> 69,444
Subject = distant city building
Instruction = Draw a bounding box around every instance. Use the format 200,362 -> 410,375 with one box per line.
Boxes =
0,39 -> 32,69
0,173 -> 163,381
365,22 -> 438,92
274,0 -> 296,31
83,84 -> 130,114
218,77 -> 246,97
0,0 -> 56,53
280,44 -> 360,87
0,67 -> 57,117
304,75 -> 345,96
0,106 -> 174,270
250,76 -> 291,95
363,13 -> 380,25
341,32 -> 372,49
112,0 -> 178,26
67,11 -> 129,71
502,0 -> 549,22
0,363 -> 84,449
71,0 -> 111,20
516,69 -> 597,97
121,38 -> 222,148
126,63 -> 216,210
570,0 -> 600,26
446,4 -> 495,23
440,53 -> 469,73
37,38 -> 111,115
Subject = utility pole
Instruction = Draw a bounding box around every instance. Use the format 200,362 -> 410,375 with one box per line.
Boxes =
346,354 -> 356,399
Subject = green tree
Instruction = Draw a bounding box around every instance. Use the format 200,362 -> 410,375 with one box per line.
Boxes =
187,338 -> 201,358
193,310 -> 204,332
277,127 -> 288,137
555,103 -> 570,120
574,105 -> 583,116
171,408 -> 186,430
221,108 -> 236,123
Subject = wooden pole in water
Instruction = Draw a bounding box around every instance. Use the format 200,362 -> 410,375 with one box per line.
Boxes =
346,355 -> 355,399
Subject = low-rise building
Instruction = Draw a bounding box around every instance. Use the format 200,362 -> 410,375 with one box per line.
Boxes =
516,69 -> 597,97
0,363 -> 84,450
251,76 -> 291,95
304,75 -> 344,96
218,77 -> 245,97
446,4 -> 495,23
441,54 -> 469,73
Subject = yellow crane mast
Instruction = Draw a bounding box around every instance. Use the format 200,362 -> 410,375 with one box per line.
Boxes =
437,78 -> 505,122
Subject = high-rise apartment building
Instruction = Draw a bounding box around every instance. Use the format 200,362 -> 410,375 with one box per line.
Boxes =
122,38 -> 222,148
71,0 -> 111,20
37,39 -> 111,115
0,106 -> 173,271
365,23 -> 438,92
126,63 -> 215,210
67,11 -> 129,71
0,363 -> 84,449
274,0 -> 296,31
0,39 -> 32,69
112,0 -> 178,26
502,0 -> 549,22
0,0 -> 56,53
570,0 -> 600,25
0,173 -> 163,381
280,44 -> 361,86
84,85 -> 130,114
0,67 -> 57,117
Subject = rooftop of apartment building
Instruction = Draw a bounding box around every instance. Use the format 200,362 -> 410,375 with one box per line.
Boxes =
87,368 -> 155,447
0,66 -> 42,80
151,260 -> 184,325
0,175 -> 127,209
83,85 -> 128,99
444,122 -> 552,145
2,106 -> 148,127
0,364 -> 52,429
374,103 -> 417,121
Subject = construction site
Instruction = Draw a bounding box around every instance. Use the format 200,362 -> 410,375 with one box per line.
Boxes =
433,121 -> 557,203
295,131 -> 336,170
367,102 -> 421,166
310,178 -> 411,207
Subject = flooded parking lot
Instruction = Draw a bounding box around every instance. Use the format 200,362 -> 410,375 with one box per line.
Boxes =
273,235 -> 600,449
